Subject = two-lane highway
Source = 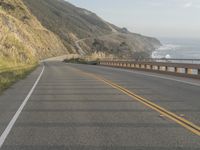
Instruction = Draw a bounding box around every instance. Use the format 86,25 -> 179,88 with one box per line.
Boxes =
0,61 -> 199,149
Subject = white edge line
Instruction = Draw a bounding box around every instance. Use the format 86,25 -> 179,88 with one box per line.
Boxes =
0,64 -> 45,148
99,66 -> 200,87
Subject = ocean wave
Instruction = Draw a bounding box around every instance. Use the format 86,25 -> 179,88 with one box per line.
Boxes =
151,38 -> 200,59
151,51 -> 169,59
151,44 -> 181,58
156,44 -> 181,51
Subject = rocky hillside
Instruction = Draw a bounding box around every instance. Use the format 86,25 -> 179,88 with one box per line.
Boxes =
23,0 -> 114,54
23,0 -> 161,58
84,32 -> 161,59
0,0 -> 161,67
0,0 -> 68,67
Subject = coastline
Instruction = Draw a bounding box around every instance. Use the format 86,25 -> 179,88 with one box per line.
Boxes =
151,38 -> 200,59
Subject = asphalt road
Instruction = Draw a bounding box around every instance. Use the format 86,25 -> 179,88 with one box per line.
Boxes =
0,61 -> 200,150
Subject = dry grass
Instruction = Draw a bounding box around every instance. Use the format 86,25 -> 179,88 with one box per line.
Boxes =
0,0 -> 68,65
0,64 -> 37,93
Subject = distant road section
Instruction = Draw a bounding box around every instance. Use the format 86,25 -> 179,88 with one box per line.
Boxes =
0,61 -> 199,149
75,28 -> 118,56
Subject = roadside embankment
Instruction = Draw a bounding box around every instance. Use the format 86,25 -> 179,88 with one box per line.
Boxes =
0,64 -> 37,93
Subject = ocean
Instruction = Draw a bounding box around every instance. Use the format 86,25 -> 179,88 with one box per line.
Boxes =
151,38 -> 200,59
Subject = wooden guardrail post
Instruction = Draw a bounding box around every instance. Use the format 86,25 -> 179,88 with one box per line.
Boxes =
175,67 -> 178,73
149,65 -> 152,69
139,64 -> 142,68
145,64 -> 148,69
185,68 -> 188,74
185,68 -> 193,74
165,66 -> 168,71
158,66 -> 160,71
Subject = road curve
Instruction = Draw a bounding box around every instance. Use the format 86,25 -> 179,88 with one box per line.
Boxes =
0,61 -> 199,150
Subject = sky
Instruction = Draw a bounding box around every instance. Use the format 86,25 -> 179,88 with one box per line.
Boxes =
66,0 -> 200,39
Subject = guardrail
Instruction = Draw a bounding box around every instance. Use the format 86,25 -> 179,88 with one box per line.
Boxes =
143,58 -> 200,64
102,58 -> 200,64
99,60 -> 200,79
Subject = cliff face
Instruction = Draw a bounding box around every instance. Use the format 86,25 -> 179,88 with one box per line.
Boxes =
0,0 -> 161,67
85,33 -> 161,59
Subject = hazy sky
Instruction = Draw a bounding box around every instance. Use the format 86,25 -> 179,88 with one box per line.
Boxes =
66,0 -> 200,39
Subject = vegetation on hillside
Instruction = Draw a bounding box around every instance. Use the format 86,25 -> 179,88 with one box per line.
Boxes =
0,0 -> 68,68
0,64 -> 37,93
64,58 -> 99,65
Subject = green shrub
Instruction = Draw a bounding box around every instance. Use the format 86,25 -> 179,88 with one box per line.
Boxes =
64,58 -> 99,65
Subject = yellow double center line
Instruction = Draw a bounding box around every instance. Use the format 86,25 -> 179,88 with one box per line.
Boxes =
69,66 -> 200,136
